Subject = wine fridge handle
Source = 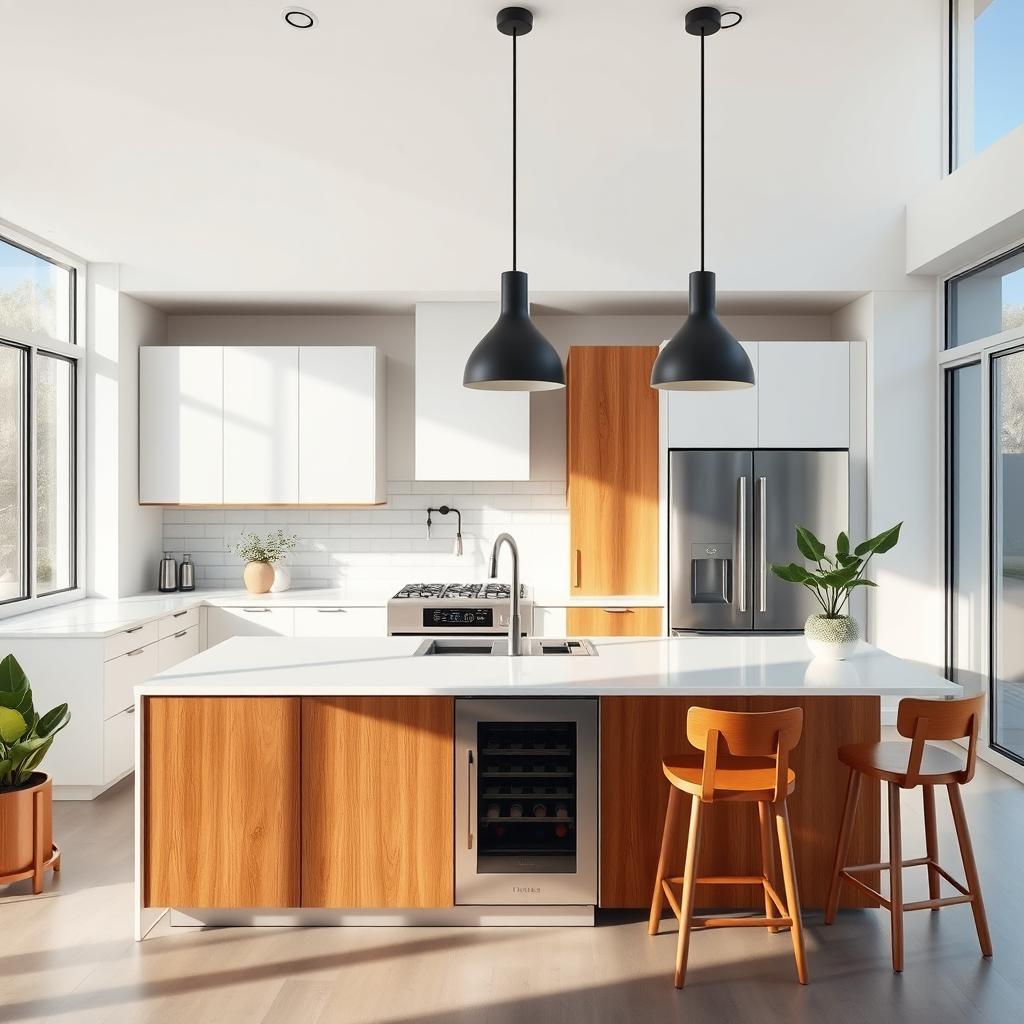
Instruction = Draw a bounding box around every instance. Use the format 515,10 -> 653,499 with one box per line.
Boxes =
737,476 -> 747,612
467,749 -> 475,851
758,476 -> 768,614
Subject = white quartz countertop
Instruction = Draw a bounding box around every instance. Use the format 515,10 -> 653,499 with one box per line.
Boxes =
136,635 -> 959,698
0,588 -> 388,639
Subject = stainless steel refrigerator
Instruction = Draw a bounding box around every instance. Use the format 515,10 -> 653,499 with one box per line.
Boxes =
669,449 -> 849,632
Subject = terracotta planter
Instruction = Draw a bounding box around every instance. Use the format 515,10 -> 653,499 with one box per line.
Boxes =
243,560 -> 274,594
0,772 -> 60,893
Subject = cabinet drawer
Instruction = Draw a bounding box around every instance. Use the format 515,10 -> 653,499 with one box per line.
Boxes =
566,607 -> 663,637
104,619 -> 159,662
206,607 -> 295,647
104,706 -> 136,783
104,642 -> 159,719
293,607 -> 386,637
159,605 -> 199,638
157,625 -> 200,672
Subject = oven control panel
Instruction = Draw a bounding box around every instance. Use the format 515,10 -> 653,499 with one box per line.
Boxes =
423,607 -> 495,628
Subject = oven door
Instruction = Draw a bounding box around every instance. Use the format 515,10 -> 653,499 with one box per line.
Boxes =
454,697 -> 598,906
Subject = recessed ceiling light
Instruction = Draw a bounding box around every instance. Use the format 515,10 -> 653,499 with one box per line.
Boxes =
282,7 -> 317,29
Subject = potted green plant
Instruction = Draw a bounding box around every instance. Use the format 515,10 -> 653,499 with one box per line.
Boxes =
233,529 -> 298,594
770,523 -> 902,660
0,654 -> 70,892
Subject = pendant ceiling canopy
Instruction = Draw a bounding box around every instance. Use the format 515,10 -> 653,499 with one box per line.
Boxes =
463,7 -> 565,392
650,6 -> 755,392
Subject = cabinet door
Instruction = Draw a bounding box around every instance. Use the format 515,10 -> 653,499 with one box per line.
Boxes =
567,347 -> 659,594
415,303 -> 530,481
223,347 -> 299,503
301,697 -> 454,908
566,607 -> 663,637
757,341 -> 850,448
666,341 -> 759,448
205,607 -> 295,646
144,697 -> 301,908
299,347 -> 385,504
293,607 -> 386,637
139,347 -> 223,504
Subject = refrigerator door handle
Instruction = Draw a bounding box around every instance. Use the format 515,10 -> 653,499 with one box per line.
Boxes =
736,476 -> 747,612
757,475 -> 768,613
466,749 -> 475,851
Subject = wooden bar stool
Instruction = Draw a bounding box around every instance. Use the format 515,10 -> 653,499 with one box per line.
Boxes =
825,693 -> 992,972
648,706 -> 807,989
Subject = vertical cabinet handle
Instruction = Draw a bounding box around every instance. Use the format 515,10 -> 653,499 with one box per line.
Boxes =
467,749 -> 475,851
574,549 -> 582,589
737,476 -> 747,612
758,476 -> 767,613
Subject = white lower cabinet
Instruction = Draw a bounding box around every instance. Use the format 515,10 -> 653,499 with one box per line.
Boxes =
104,642 -> 159,719
293,607 -> 386,637
206,606 -> 296,646
104,707 -> 136,782
532,607 -> 568,638
157,625 -> 200,671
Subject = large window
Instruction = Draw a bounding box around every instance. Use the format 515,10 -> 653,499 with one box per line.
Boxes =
0,233 -> 81,609
946,243 -> 1024,348
951,0 -> 1024,169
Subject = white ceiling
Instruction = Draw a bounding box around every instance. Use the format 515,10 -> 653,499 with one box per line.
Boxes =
0,0 -> 943,312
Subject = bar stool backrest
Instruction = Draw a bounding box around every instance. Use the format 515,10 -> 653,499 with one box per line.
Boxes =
895,693 -> 984,786
686,706 -> 804,802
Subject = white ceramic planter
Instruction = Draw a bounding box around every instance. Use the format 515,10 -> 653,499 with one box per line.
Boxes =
270,560 -> 292,594
804,614 -> 859,661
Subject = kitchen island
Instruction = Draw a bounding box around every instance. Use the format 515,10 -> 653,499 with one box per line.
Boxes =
134,634 -> 958,939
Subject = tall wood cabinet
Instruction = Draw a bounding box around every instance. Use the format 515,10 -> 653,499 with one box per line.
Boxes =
567,346 -> 660,595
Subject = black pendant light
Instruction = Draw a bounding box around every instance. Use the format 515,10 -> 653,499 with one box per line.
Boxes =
463,7 -> 565,392
651,6 -> 755,392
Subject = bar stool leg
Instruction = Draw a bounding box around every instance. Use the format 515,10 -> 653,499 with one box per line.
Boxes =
674,795 -> 703,989
825,767 -> 862,925
922,785 -> 941,908
757,800 -> 780,933
649,786 -> 682,935
888,782 -> 904,973
947,783 -> 993,958
774,800 -> 808,985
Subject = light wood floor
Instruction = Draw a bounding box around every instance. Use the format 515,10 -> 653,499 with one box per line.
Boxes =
3,748 -> 1023,1024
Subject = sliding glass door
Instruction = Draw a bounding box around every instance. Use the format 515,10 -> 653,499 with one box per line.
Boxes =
992,348 -> 1024,762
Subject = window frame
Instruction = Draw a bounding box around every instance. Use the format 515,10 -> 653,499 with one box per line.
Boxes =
0,222 -> 86,619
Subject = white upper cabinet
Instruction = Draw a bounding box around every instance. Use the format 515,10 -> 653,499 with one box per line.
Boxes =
139,346 -> 224,504
298,346 -> 385,504
223,347 -> 300,504
757,341 -> 850,448
414,302 -> 530,481
666,341 -> 759,448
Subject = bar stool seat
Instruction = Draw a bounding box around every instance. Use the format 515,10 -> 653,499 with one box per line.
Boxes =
663,755 -> 796,801
649,706 -> 807,989
838,741 -> 968,785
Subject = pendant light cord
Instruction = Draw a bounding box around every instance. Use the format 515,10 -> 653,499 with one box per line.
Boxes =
512,28 -> 518,272
700,31 -> 705,272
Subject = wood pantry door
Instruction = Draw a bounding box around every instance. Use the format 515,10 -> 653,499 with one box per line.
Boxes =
301,697 -> 454,908
567,346 -> 659,595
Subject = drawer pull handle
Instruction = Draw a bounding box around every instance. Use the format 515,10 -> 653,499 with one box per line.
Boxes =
125,706 -> 136,715
172,610 -> 188,618
602,608 -> 632,614
126,625 -> 143,634
174,630 -> 188,638
127,647 -> 145,657
242,608 -> 271,613
317,608 -> 345,613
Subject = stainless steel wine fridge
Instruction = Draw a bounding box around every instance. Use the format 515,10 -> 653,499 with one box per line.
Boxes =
454,698 -> 598,907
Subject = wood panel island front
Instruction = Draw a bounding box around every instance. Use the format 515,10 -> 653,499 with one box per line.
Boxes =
133,635 -> 958,939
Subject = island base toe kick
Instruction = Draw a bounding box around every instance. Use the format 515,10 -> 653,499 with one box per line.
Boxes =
167,906 -> 595,928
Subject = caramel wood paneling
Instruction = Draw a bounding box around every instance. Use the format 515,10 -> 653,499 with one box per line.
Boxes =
566,607 -> 663,637
301,697 -> 454,908
599,695 -> 881,910
144,697 -> 301,908
567,346 -> 659,595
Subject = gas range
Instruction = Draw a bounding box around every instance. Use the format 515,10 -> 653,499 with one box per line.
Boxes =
387,582 -> 534,636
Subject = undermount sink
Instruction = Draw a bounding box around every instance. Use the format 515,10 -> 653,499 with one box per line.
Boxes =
415,638 -> 597,657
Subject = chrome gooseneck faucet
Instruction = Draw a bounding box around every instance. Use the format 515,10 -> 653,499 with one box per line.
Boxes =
488,532 -> 521,656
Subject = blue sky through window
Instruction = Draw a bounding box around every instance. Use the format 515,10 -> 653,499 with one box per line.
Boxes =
974,0 -> 1024,154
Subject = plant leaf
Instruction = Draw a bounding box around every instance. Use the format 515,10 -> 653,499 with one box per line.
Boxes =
771,562 -> 816,585
795,526 -> 826,562
18,737 -> 53,777
837,532 -> 850,558
854,522 -> 902,557
0,706 -> 28,744
847,578 -> 877,588
36,704 -> 70,738
0,654 -> 32,717
820,566 -> 861,588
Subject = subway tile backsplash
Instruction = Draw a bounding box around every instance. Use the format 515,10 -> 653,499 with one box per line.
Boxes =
162,481 -> 569,594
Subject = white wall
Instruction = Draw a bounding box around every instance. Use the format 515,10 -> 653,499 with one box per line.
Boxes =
86,266 -> 165,598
